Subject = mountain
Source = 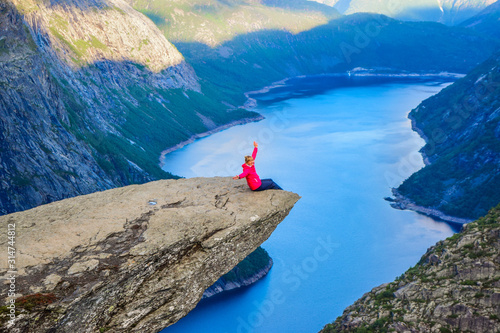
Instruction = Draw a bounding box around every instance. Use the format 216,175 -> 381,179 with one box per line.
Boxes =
321,204 -> 500,333
312,0 -> 497,25
460,0 -> 500,38
393,51 -> 500,220
0,0 -> 259,215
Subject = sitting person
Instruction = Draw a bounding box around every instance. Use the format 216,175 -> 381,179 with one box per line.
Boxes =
233,141 -> 282,191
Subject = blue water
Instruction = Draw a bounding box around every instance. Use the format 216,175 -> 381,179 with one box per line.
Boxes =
160,76 -> 457,333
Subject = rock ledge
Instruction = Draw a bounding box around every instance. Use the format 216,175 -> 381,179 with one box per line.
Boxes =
0,177 -> 300,332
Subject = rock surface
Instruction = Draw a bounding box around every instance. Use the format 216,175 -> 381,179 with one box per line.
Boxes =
321,205 -> 500,333
0,177 -> 300,332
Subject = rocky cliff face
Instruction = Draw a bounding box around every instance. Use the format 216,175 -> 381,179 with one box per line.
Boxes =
0,177 -> 300,332
321,204 -> 500,333
0,0 -> 196,214
0,0 -> 116,215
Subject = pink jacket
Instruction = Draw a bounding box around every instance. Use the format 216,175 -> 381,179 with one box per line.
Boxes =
239,147 -> 262,190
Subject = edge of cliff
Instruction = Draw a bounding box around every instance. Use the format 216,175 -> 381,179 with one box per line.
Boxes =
0,177 -> 300,332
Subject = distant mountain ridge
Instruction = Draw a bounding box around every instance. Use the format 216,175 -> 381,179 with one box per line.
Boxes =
311,0 -> 497,25
127,0 -> 340,47
162,12 -> 500,112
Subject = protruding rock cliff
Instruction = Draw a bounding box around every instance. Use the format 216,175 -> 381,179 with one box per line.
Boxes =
321,204 -> 500,333
0,177 -> 300,332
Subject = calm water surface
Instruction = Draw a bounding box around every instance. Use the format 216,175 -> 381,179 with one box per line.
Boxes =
160,76 -> 458,333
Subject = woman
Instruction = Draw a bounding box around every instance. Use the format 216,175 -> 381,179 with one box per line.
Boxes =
233,141 -> 282,191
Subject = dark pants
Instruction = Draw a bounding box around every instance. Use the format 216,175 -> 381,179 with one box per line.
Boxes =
254,179 -> 283,191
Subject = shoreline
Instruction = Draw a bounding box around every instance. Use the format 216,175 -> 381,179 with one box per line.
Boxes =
394,100 -> 474,225
389,189 -> 474,225
202,258 -> 273,299
158,115 -> 264,167
244,70 -> 465,99
409,114 -> 432,165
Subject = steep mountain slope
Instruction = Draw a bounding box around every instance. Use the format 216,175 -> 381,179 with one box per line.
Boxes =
394,51 -> 500,220
460,0 -> 500,38
312,0 -> 496,25
321,204 -> 500,333
0,0 -> 259,214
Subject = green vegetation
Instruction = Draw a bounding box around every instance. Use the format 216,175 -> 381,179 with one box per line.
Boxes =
12,174 -> 32,187
48,28 -> 108,64
52,57 -> 259,184
373,287 -> 396,306
153,12 -> 500,127
323,316 -> 391,333
221,246 -> 271,283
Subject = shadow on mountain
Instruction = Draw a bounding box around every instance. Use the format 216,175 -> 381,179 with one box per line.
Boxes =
0,0 -> 260,216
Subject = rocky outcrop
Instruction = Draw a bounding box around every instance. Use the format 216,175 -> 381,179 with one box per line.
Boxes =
0,177 -> 300,332
321,204 -> 500,333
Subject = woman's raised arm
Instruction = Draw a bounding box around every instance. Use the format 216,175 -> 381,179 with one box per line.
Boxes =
252,141 -> 258,159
